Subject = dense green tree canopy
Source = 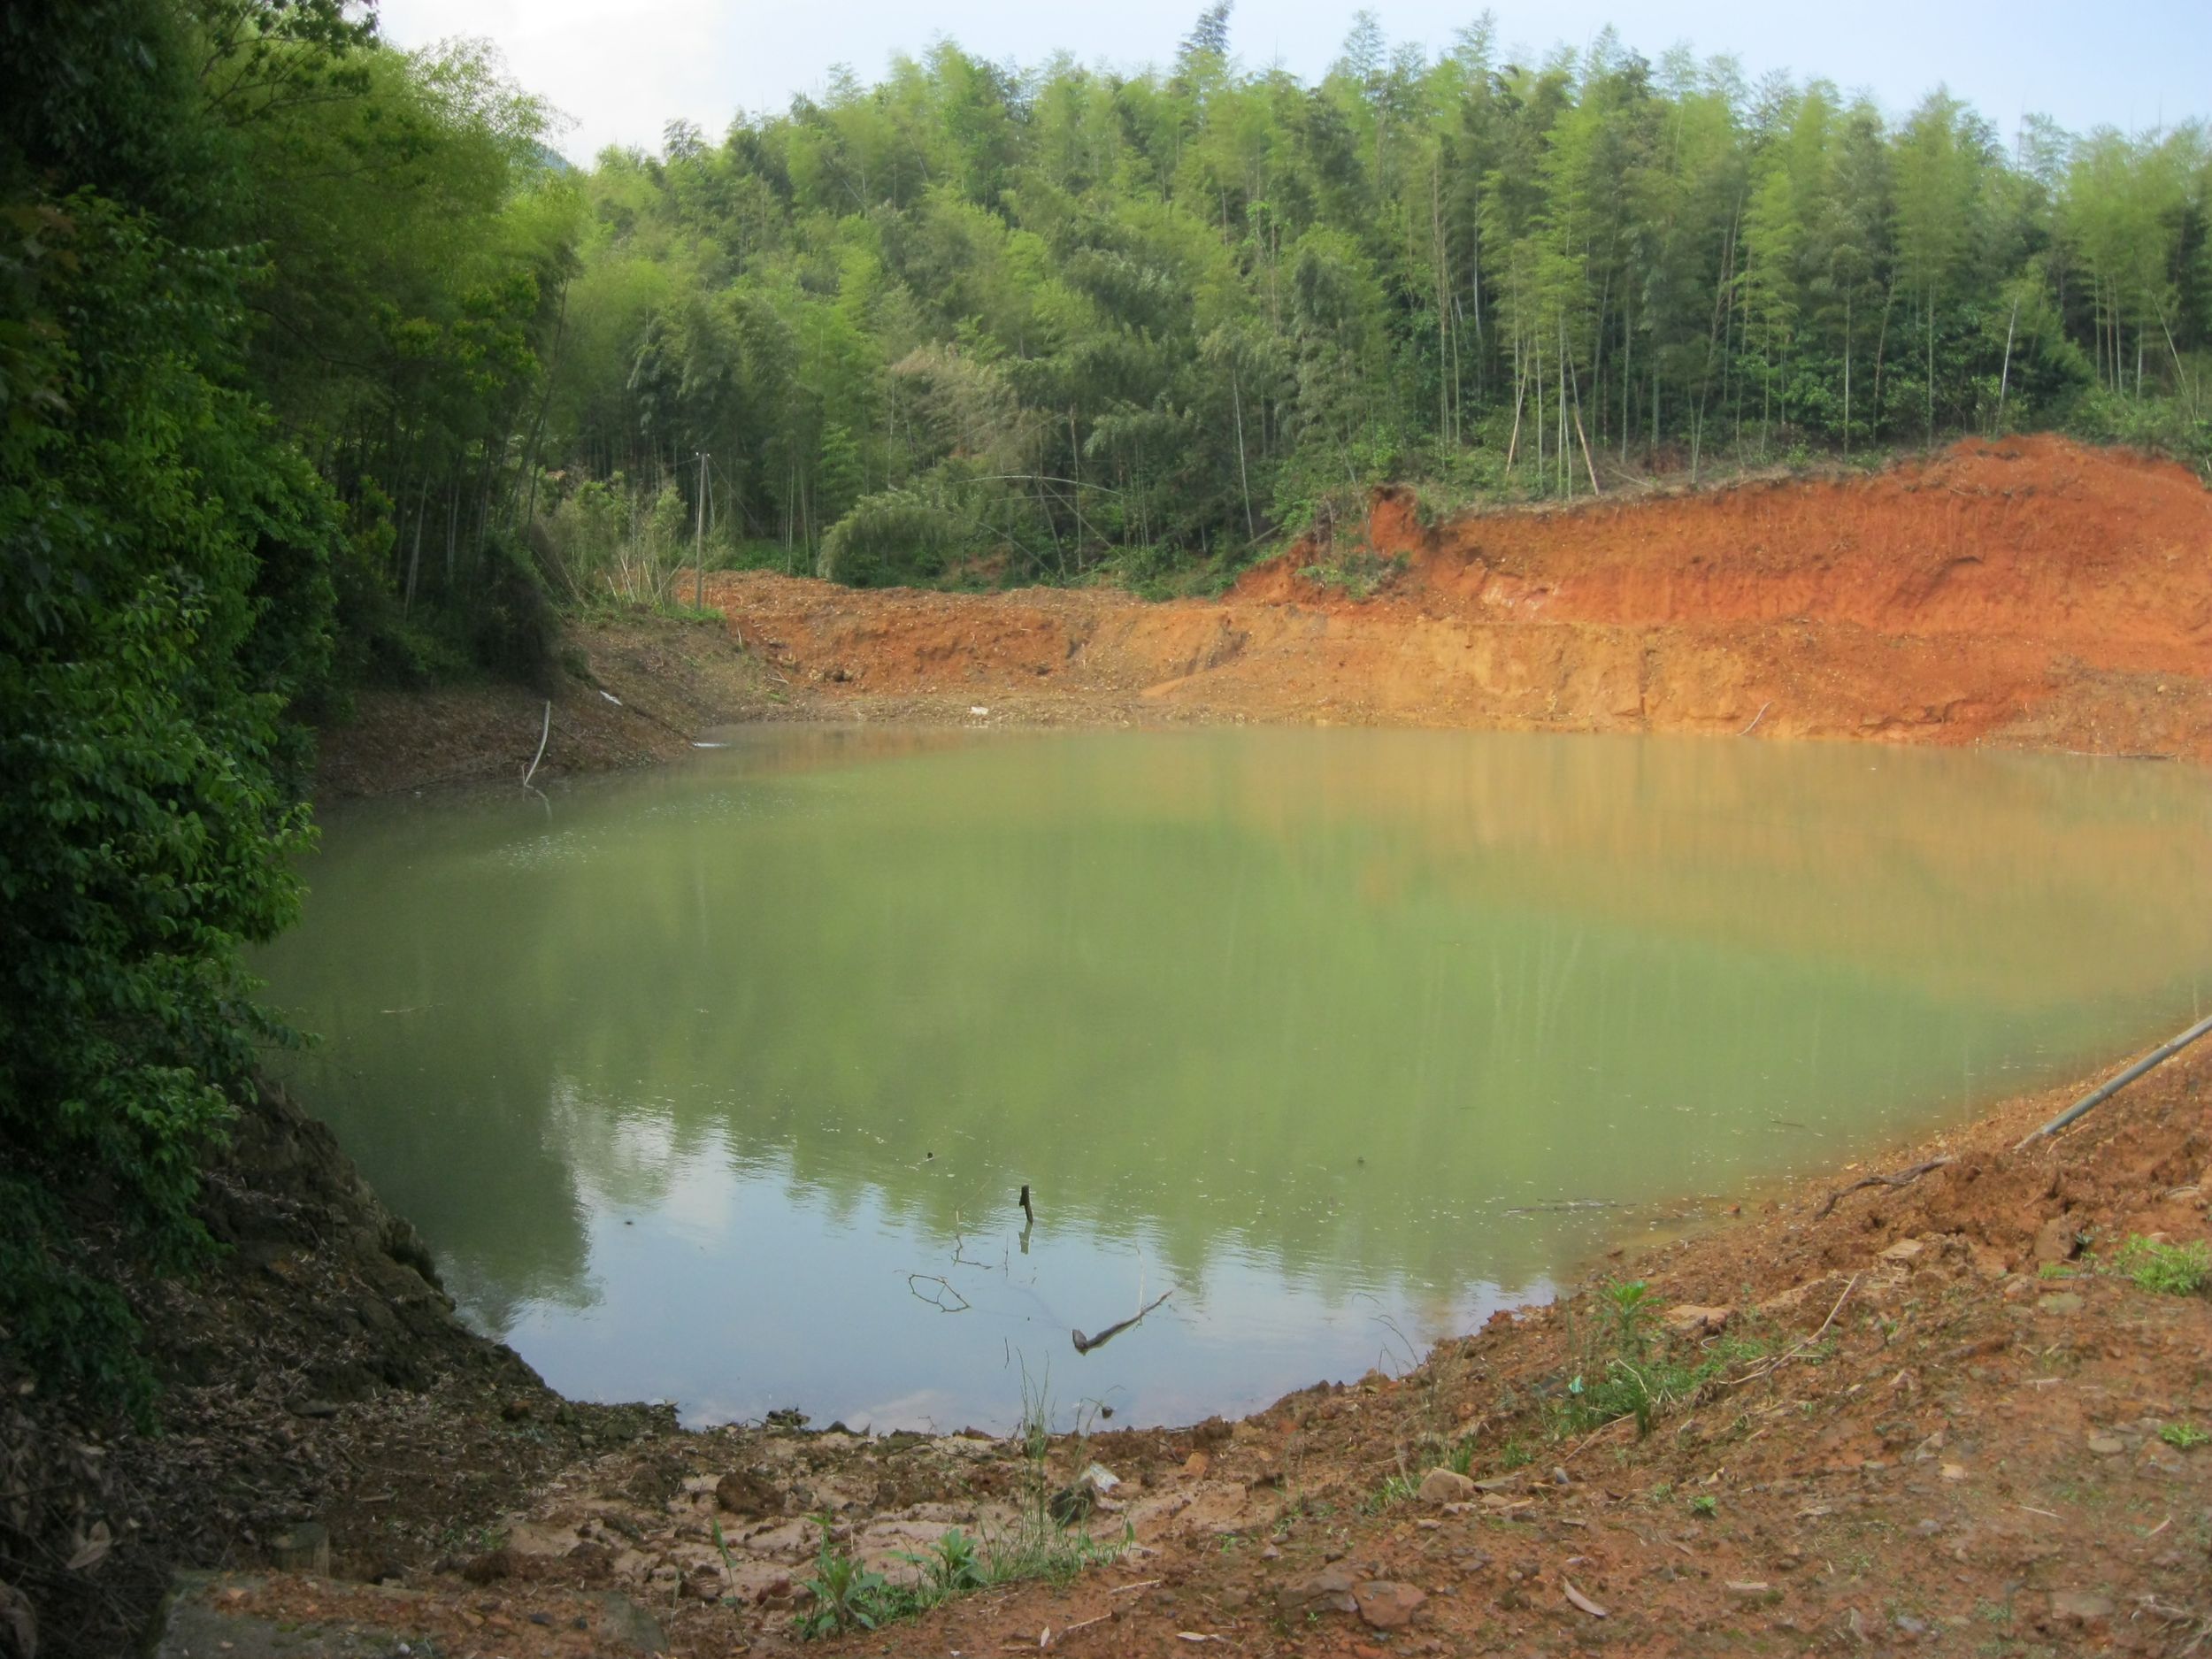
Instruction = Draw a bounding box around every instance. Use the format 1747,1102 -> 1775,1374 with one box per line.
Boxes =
542,9 -> 2212,588
0,0 -> 567,1405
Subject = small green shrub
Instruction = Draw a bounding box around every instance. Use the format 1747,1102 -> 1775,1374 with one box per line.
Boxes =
2109,1236 -> 2211,1297
1294,547 -> 1407,601
2159,1422 -> 2209,1451
1363,1473 -> 1420,1513
795,1515 -> 901,1638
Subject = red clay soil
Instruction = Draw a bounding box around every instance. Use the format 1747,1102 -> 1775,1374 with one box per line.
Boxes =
703,436 -> 2212,758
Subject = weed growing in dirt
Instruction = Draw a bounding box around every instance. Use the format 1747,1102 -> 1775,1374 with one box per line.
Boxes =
1363,1473 -> 1422,1514
1294,548 -> 1408,600
791,1366 -> 1131,1640
1689,1494 -> 1718,1517
2159,1422 -> 2209,1450
2108,1236 -> 2211,1296
1555,1279 -> 1735,1440
795,1516 -> 899,1637
794,1509 -> 1130,1640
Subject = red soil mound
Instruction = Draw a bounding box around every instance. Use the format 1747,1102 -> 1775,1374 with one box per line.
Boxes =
704,437 -> 2212,758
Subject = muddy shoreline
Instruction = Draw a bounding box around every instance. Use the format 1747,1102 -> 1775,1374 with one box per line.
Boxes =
317,436 -> 2212,814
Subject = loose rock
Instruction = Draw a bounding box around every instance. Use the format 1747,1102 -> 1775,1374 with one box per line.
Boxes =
1354,1580 -> 1426,1629
1417,1467 -> 1476,1504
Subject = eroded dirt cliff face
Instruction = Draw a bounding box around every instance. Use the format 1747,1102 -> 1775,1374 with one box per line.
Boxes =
702,437 -> 2212,759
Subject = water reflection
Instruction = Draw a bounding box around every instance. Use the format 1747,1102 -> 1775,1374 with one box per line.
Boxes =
257,729 -> 2212,1430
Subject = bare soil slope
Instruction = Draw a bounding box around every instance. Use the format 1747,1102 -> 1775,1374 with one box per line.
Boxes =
703,437 -> 2212,757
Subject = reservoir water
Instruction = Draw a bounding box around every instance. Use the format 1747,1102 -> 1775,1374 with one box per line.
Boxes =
257,727 -> 2212,1432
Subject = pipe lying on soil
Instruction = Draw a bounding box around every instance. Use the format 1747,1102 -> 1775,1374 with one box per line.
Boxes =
2016,1010 -> 2212,1149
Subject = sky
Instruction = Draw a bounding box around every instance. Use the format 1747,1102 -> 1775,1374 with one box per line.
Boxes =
374,0 -> 2212,165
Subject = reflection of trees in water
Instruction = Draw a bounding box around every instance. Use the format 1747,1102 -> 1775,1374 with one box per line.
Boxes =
265,733 -> 2212,1330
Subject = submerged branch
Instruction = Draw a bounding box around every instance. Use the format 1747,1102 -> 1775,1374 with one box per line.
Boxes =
1071,1291 -> 1171,1356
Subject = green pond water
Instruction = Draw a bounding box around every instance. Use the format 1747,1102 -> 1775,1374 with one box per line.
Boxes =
257,727 -> 2212,1432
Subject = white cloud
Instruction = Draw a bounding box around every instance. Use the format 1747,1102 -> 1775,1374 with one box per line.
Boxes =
380,0 -> 744,160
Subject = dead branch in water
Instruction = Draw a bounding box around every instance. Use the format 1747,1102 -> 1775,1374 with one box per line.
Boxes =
1072,1291 -> 1171,1356
907,1274 -> 971,1313
520,699 -> 551,790
1813,1156 -> 1952,1220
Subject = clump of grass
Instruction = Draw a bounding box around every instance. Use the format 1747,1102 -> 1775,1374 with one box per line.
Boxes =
1363,1472 -> 1421,1514
2108,1236 -> 2210,1296
1554,1280 -> 1720,1440
1688,1494 -> 1718,1517
795,1515 -> 900,1637
2159,1422 -> 2209,1451
795,1364 -> 1131,1640
1294,548 -> 1407,600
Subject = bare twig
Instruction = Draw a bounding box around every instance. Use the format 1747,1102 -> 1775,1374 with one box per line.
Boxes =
1740,700 -> 1771,736
1723,1274 -> 1860,1387
1072,1291 -> 1172,1356
1813,1157 -> 1952,1220
520,699 -> 551,792
1563,1577 -> 1609,1617
906,1274 -> 971,1313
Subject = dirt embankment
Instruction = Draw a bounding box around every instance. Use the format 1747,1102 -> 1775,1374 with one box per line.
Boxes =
697,435 -> 2212,759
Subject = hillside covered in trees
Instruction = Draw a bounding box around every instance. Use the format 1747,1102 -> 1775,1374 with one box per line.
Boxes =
551,4 -> 2212,588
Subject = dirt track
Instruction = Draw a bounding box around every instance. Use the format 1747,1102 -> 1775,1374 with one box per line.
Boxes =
705,436 -> 2212,759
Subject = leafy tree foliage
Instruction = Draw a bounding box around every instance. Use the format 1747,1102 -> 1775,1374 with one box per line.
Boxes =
545,9 -> 2211,587
0,0 -> 572,1406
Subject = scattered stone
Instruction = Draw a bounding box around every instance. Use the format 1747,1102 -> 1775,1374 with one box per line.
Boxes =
1182,1450 -> 1212,1478
1417,1467 -> 1475,1504
2050,1590 -> 2115,1624
2032,1215 -> 2079,1265
459,1546 -> 518,1586
1879,1240 -> 1925,1263
2085,1435 -> 2125,1456
1940,1463 -> 1967,1482
270,1522 -> 331,1576
1079,1463 -> 1122,1494
1355,1581 -> 1427,1629
593,1592 -> 669,1654
1549,1465 -> 1572,1486
714,1468 -> 781,1515
1726,1580 -> 1774,1597
566,1540 -> 617,1574
2036,1293 -> 2085,1316
1663,1304 -> 1734,1338
1561,1578 -> 1607,1618
1279,1564 -> 1359,1617
1048,1483 -> 1095,1526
